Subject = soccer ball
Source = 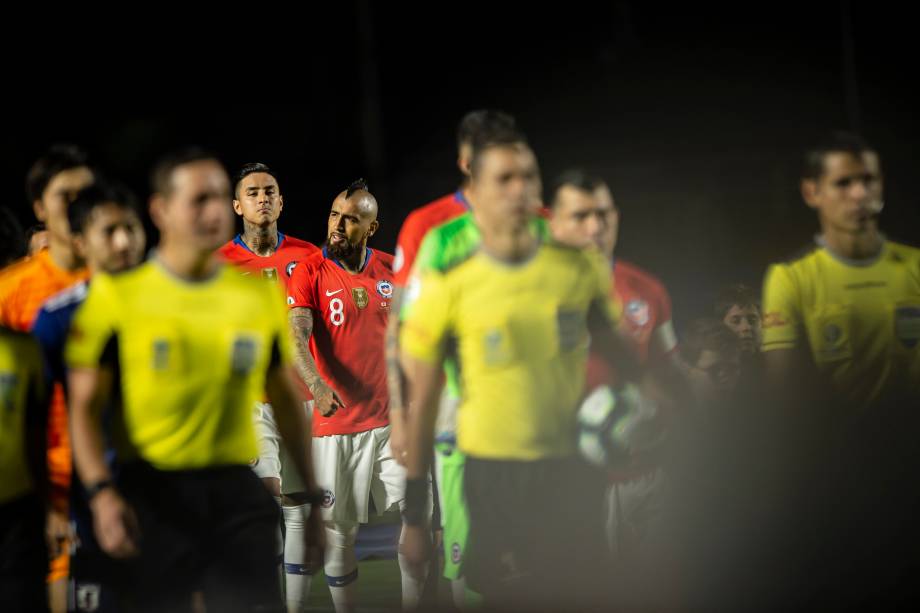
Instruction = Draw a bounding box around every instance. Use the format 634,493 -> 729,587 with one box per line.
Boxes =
576,383 -> 651,468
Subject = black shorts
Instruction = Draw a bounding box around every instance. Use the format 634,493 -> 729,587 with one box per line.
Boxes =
113,462 -> 282,613
463,455 -> 610,611
0,494 -> 48,613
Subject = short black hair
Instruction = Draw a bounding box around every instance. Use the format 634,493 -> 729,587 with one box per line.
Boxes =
67,181 -> 140,235
150,147 -> 221,196
0,206 -> 26,267
26,144 -> 91,203
714,284 -> 761,319
345,178 -> 369,199
802,131 -> 875,181
682,318 -> 741,366
234,162 -> 279,199
550,169 -> 608,210
468,122 -> 529,177
456,109 -> 517,150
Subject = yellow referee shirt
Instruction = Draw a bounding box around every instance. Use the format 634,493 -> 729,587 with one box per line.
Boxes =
762,238 -> 920,409
0,327 -> 45,504
400,240 -> 620,460
65,260 -> 295,470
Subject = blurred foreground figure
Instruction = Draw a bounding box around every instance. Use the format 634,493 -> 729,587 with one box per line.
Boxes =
67,150 -> 323,612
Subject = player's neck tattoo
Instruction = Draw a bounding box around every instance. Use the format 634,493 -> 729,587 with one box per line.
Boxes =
243,221 -> 279,256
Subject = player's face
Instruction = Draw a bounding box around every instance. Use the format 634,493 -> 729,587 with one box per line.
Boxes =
804,151 -> 883,234
233,172 -> 283,228
693,348 -> 741,393
722,304 -> 762,353
77,203 -> 146,274
157,160 -> 233,252
327,195 -> 377,259
550,184 -> 619,256
33,166 -> 94,246
470,144 -> 542,232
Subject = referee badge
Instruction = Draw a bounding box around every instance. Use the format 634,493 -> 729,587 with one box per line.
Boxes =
352,287 -> 369,309
231,336 -> 257,374
895,305 -> 920,349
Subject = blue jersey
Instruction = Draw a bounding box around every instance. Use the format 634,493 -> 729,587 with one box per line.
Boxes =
32,280 -> 88,388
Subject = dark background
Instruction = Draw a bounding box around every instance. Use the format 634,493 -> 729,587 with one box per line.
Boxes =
4,2 -> 917,331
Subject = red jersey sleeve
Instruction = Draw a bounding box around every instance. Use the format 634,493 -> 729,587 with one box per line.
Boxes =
393,212 -> 426,287
287,257 -> 318,310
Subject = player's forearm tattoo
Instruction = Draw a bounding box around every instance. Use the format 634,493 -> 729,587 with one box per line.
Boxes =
289,307 -> 325,394
385,289 -> 404,414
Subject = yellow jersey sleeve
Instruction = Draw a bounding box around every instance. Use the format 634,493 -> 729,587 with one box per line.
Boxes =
761,263 -> 801,351
399,269 -> 453,364
65,274 -> 118,369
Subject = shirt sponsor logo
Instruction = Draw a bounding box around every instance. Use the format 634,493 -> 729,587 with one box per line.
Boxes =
376,280 -> 394,299
626,299 -> 650,327
895,306 -> 920,349
286,261 -> 297,277
352,287 -> 369,309
762,312 -> 788,328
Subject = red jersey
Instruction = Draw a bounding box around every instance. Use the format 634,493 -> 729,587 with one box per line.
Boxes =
392,190 -> 469,287
288,247 -> 393,437
217,232 -> 319,290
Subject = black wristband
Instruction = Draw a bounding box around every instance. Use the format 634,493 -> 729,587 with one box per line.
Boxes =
286,488 -> 325,506
402,477 -> 428,526
84,479 -> 114,501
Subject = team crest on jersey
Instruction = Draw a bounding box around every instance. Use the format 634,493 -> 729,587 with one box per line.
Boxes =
557,310 -> 583,351
895,306 -> 920,348
286,261 -> 297,277
626,300 -> 650,327
376,280 -> 393,299
322,489 -> 335,508
352,287 -> 369,309
261,267 -> 278,280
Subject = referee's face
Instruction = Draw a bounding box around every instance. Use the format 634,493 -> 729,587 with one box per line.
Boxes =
470,144 -> 542,232
805,151 -> 883,235
158,160 -> 234,252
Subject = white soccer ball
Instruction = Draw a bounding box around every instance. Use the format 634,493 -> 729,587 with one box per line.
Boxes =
576,383 -> 651,468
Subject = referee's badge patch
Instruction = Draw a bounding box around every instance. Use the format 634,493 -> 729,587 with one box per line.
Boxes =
352,287 -> 369,309
152,339 -> 170,371
895,306 -> 920,349
231,337 -> 257,374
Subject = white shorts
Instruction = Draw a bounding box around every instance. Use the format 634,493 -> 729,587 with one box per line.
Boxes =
312,425 -> 407,524
251,402 -> 281,481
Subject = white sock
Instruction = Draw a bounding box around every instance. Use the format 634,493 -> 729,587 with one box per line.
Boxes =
398,525 -> 429,611
325,522 -> 358,613
282,504 -> 313,613
450,577 -> 468,611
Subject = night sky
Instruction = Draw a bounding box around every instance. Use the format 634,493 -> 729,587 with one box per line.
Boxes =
4,2 -> 917,330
